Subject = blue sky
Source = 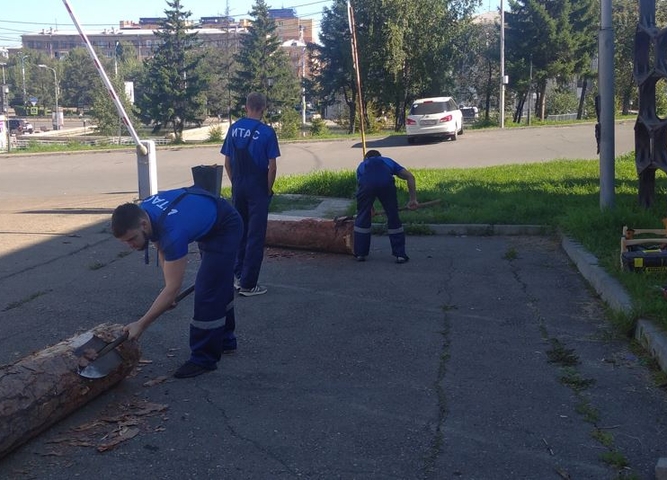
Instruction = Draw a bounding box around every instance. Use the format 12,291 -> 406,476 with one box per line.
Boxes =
1,0 -> 501,47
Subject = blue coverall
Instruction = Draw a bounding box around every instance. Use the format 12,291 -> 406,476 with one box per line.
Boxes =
142,187 -> 242,370
354,156 -> 407,258
221,118 -> 280,289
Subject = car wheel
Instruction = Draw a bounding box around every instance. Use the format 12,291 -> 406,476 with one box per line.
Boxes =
458,122 -> 464,135
407,137 -> 415,145
450,130 -> 458,141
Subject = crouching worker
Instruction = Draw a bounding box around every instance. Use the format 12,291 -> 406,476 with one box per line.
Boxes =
111,186 -> 243,379
354,150 -> 418,263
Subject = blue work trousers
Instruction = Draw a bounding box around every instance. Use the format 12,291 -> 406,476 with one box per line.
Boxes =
233,186 -> 270,289
190,202 -> 242,369
354,182 -> 406,258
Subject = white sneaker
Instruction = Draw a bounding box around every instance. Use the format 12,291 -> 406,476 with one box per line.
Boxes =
239,285 -> 267,297
234,276 -> 241,290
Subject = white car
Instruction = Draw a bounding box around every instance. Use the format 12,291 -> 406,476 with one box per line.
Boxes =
406,96 -> 463,144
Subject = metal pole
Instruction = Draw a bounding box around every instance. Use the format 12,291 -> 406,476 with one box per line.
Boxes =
500,0 -> 505,129
38,65 -> 58,130
54,69 -> 59,130
599,0 -> 615,209
114,41 -> 119,78
527,55 -> 532,126
301,47 -> 306,125
19,54 -> 27,103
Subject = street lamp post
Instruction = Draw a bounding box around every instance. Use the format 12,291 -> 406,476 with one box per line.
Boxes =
19,53 -> 28,105
499,0 -> 505,129
0,63 -> 7,115
38,64 -> 59,130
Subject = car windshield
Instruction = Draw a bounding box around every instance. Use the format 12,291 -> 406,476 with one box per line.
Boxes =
410,102 -> 448,115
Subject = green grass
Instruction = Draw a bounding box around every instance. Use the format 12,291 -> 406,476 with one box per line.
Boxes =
242,152 -> 667,333
270,194 -> 322,212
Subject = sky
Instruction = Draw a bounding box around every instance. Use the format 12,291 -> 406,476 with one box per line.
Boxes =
1,0 -> 502,48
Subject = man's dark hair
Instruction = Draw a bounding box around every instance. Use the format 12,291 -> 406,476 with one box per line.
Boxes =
246,92 -> 267,112
365,149 -> 382,158
111,203 -> 145,238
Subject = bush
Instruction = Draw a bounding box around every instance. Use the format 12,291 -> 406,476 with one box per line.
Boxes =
276,108 -> 300,139
310,118 -> 329,136
206,124 -> 224,143
546,89 -> 579,116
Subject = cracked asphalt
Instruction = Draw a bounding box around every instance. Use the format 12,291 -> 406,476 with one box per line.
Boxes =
1,214 -> 667,479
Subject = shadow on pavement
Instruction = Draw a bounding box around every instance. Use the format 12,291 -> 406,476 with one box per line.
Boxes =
1,209 -> 667,478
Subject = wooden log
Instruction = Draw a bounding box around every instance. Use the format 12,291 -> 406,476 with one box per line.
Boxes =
0,323 -> 140,459
266,214 -> 353,254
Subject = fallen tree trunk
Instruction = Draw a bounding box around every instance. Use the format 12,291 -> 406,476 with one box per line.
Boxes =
0,323 -> 140,459
266,215 -> 354,254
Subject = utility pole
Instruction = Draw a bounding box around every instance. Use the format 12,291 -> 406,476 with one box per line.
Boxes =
527,55 -> 532,126
0,63 -> 6,115
499,0 -> 505,129
599,0 -> 615,209
114,41 -> 120,78
19,53 -> 28,104
300,25 -> 306,126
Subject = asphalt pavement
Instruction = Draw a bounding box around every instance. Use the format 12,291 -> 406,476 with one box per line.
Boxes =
1,191 -> 667,479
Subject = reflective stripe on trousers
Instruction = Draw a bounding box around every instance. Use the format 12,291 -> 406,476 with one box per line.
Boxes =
190,208 -> 242,369
353,183 -> 406,257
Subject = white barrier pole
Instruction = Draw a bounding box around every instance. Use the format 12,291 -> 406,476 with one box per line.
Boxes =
61,0 -> 157,198
138,140 -> 158,197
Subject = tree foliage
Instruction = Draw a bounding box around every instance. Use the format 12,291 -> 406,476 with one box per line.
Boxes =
229,0 -> 299,121
311,0 -> 357,133
314,0 -> 476,132
505,0 -> 597,121
60,48 -> 102,109
134,0 -> 207,140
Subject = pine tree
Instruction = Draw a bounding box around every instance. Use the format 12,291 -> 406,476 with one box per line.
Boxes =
229,0 -> 299,121
135,0 -> 207,141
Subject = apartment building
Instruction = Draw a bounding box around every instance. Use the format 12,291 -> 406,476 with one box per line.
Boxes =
20,12 -> 313,63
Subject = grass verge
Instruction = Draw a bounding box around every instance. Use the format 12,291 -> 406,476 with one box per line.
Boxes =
228,152 -> 667,332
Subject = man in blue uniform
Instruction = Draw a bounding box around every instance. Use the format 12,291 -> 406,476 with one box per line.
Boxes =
111,186 -> 243,378
354,150 -> 418,263
221,92 -> 280,296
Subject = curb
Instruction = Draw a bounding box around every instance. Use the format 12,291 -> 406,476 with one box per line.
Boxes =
427,223 -> 551,236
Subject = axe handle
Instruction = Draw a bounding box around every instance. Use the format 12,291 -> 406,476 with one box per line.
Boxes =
333,199 -> 442,223
95,331 -> 129,359
373,199 -> 441,217
91,285 -> 195,360
175,284 -> 195,303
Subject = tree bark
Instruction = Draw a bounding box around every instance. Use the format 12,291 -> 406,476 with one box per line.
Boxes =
266,215 -> 353,254
0,323 -> 141,459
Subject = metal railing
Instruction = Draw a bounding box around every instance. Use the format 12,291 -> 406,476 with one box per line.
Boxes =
546,113 -> 578,122
11,136 -> 173,150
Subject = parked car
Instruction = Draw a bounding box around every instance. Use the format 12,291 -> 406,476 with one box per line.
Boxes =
406,97 -> 463,144
8,118 -> 34,135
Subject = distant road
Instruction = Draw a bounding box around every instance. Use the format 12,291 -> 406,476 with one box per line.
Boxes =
0,120 -> 635,201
